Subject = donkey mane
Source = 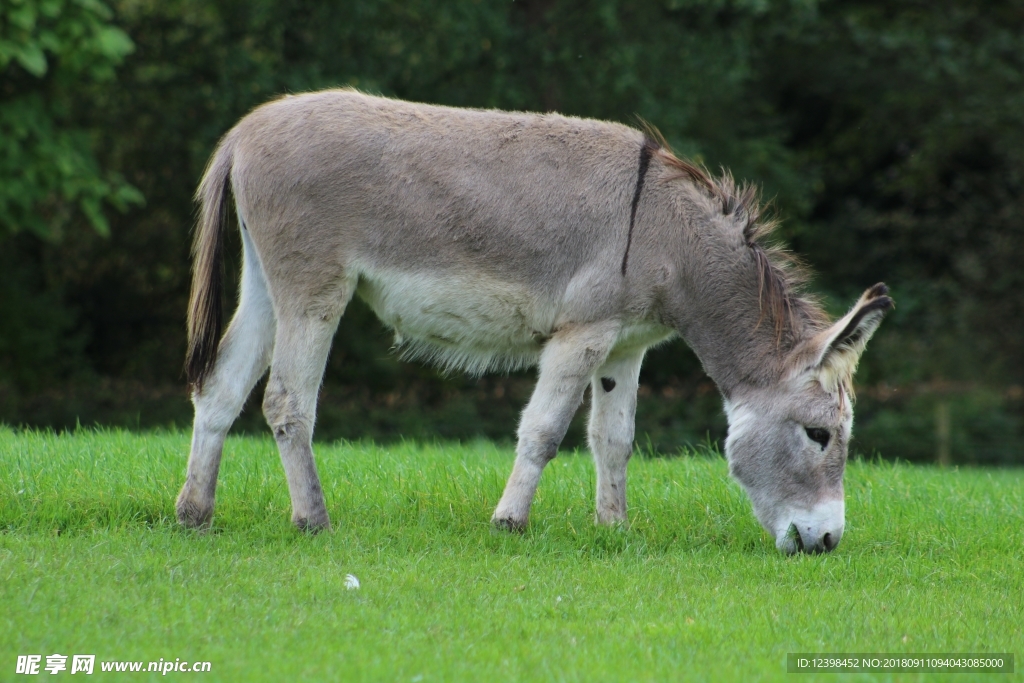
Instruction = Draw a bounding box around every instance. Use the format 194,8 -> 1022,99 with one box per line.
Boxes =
649,139 -> 829,346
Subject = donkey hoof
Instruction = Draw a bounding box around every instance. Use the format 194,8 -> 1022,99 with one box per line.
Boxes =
176,498 -> 213,529
293,512 -> 332,533
491,516 -> 528,533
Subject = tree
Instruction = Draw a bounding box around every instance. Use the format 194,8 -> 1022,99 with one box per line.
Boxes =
0,0 -> 142,239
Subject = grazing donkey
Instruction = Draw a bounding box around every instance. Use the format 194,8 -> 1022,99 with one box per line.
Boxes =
178,89 -> 892,554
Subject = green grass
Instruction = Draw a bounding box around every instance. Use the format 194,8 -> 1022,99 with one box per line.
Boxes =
1,428 -> 1022,682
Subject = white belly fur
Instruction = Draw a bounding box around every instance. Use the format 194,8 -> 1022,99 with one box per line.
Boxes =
354,267 -> 675,375
355,269 -> 554,375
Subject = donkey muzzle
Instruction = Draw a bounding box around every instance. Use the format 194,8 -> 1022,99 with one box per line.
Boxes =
777,499 -> 845,555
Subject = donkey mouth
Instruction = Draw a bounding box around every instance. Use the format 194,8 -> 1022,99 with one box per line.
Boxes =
785,523 -> 804,553
782,522 -> 839,554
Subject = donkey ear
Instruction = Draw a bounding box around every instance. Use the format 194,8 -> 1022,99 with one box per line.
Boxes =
810,283 -> 894,382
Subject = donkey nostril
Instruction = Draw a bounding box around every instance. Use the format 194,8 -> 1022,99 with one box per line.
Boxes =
823,532 -> 837,552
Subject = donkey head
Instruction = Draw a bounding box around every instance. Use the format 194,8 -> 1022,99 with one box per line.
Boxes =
724,284 -> 893,554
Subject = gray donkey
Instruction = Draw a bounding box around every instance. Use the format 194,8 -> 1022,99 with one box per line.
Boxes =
178,89 -> 892,553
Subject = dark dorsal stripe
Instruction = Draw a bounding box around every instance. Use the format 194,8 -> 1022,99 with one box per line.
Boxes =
620,137 -> 657,275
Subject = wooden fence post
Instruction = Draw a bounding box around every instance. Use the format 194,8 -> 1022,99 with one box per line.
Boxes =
936,400 -> 951,466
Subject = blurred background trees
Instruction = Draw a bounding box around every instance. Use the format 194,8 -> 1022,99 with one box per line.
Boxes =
2,0 -> 1022,463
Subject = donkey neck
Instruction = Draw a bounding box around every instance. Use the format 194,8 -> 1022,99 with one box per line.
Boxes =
663,210 -> 796,398
682,295 -> 787,398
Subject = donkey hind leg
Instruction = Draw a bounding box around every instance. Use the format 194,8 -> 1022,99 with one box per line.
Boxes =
588,349 -> 645,525
177,228 -> 276,528
492,321 -> 620,531
262,286 -> 353,532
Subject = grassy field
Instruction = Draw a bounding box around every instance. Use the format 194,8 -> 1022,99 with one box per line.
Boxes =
1,428 -> 1021,682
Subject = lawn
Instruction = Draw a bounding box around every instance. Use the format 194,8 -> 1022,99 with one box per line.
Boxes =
1,428 -> 1021,681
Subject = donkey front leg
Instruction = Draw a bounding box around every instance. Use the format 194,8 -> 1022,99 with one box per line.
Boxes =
262,312 -> 342,532
588,350 -> 644,525
492,322 -> 620,530
177,230 -> 275,529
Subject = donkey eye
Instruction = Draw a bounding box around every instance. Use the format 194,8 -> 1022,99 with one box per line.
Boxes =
805,427 -> 831,449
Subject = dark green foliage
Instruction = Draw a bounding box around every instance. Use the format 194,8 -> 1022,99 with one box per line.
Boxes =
2,0 -> 1022,462
762,0 -> 1024,387
0,0 -> 143,239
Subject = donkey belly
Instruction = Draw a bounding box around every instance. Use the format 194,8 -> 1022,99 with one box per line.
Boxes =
355,268 -> 558,375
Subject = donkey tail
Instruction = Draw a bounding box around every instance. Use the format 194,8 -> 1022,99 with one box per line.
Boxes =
185,132 -> 237,392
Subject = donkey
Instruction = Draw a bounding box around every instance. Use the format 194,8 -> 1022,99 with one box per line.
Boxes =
177,89 -> 892,553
